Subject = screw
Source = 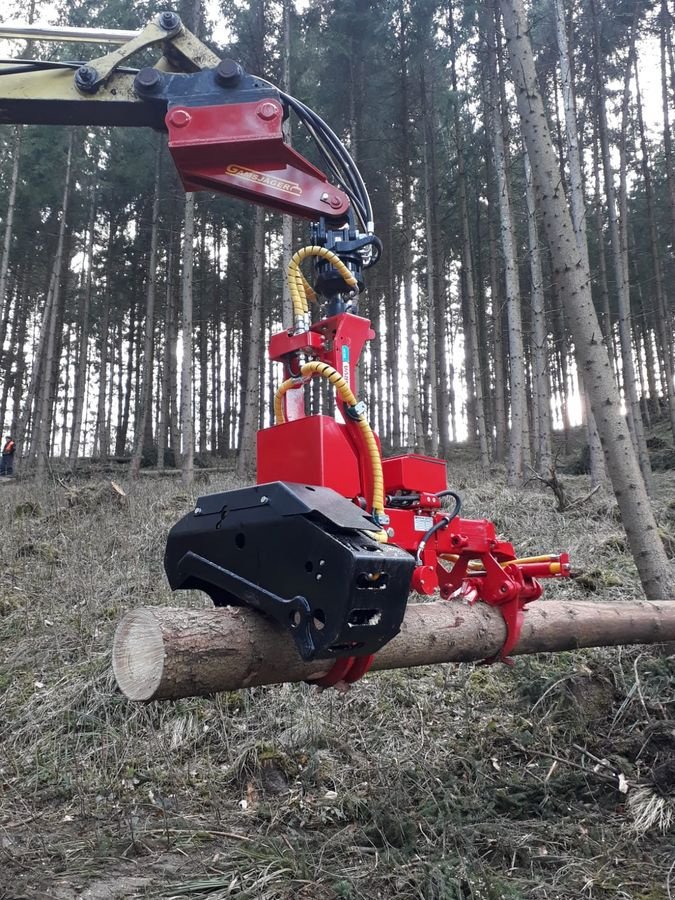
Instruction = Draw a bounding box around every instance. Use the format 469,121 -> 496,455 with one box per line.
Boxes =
74,65 -> 99,94
329,196 -> 343,209
194,507 -> 202,516
319,559 -> 325,566
387,527 -> 395,538
159,10 -> 180,31
216,58 -> 242,86
135,67 -> 162,92
168,108 -> 191,128
257,102 -> 278,121
500,585 -> 508,593
316,573 -> 322,581
260,496 -> 269,505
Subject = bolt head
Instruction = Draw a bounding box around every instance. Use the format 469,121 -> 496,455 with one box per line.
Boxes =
168,108 -> 191,128
194,507 -> 202,516
216,58 -> 242,86
135,67 -> 162,91
260,495 -> 269,504
159,10 -> 180,31
329,195 -> 343,209
257,102 -> 279,121
75,65 -> 98,93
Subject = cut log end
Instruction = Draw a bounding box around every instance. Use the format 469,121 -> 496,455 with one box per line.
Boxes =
112,608 -> 166,701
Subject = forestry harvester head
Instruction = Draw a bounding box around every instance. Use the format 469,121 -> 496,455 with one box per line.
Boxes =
164,223 -> 571,686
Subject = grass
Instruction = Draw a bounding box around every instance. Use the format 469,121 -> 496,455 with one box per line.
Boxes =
0,462 -> 674,899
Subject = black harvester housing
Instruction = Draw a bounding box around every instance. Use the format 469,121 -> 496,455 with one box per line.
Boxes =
164,481 -> 415,661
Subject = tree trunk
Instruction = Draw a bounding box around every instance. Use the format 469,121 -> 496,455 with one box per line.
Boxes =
157,244 -> 176,471
486,5 -> 526,485
33,130 -> 75,478
96,225 -> 113,462
131,145 -> 162,478
421,70 -> 440,458
524,151 -> 552,475
181,193 -> 195,488
591,2 -> 652,490
499,0 -> 674,600
113,598 -> 675,701
0,126 -> 22,373
635,65 -> 675,437
399,2 -> 424,451
449,0 -> 489,468
69,188 -> 96,466
660,0 -> 675,251
236,206 -> 265,479
554,0 -> 605,485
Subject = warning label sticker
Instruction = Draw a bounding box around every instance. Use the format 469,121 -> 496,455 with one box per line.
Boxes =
414,515 -> 434,532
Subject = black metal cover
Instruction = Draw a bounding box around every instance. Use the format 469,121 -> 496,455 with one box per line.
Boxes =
164,481 -> 415,661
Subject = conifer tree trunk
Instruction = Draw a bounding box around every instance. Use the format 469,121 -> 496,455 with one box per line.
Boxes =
181,194 -> 195,487
449,1 -> 489,468
8,286 -> 29,440
33,130 -> 75,477
68,187 -> 96,467
499,0 -> 674,601
554,0 -> 605,486
524,152 -> 552,475
591,3 -> 652,491
486,182 -> 507,463
635,67 -> 675,437
0,126 -> 22,373
661,0 -> 675,248
131,146 -> 161,478
421,71 -> 440,458
486,5 -> 526,485
398,2 -> 424,450
96,223 -> 113,461
236,206 -> 265,479
116,299 -> 138,456
591,134 -> 615,372
157,245 -> 176,471
385,223 -> 401,449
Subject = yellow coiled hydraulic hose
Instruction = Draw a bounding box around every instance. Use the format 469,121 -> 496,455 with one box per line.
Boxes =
288,246 -> 358,328
274,361 -> 387,542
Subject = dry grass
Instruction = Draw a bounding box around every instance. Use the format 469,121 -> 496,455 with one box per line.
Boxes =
0,463 -> 674,899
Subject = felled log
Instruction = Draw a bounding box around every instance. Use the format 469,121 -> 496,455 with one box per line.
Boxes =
112,599 -> 675,701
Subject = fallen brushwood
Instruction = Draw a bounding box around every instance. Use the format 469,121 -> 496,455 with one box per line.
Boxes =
113,599 -> 675,701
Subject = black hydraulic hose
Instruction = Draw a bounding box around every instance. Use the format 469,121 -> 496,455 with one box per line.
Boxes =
414,491 -> 462,567
280,91 -> 372,223
0,58 -> 140,74
297,116 -> 368,226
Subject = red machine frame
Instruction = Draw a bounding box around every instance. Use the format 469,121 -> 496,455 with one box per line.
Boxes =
258,309 -> 571,673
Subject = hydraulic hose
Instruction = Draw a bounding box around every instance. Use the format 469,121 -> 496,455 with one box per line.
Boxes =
287,246 -> 358,329
274,361 -> 386,536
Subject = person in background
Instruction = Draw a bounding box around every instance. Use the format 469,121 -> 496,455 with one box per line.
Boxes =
0,435 -> 16,476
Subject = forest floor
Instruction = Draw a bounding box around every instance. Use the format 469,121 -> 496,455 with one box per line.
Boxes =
1,448 -> 674,900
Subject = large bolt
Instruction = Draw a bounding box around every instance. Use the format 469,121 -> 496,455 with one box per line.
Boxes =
168,108 -> 191,128
74,65 -> 99,94
159,10 -> 180,31
135,67 -> 162,92
329,195 -> 343,209
215,58 -> 243,87
257,102 -> 278,121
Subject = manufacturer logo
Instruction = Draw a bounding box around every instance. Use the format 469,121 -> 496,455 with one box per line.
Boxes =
225,164 -> 302,196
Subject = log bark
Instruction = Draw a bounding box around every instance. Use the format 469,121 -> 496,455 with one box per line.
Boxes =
113,599 -> 675,702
